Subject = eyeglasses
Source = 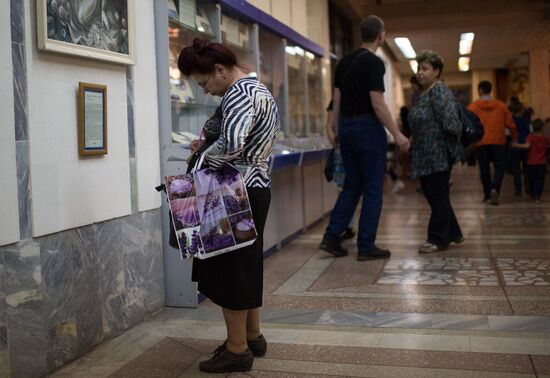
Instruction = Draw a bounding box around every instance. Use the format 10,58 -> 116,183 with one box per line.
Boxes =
197,72 -> 213,88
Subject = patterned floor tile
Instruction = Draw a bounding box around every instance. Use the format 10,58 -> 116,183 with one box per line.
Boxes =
378,258 -> 499,286
497,258 -> 550,286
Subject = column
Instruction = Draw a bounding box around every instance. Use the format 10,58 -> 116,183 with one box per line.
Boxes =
529,48 -> 550,119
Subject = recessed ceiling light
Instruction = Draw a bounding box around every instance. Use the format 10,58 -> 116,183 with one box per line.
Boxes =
459,40 -> 473,55
458,57 -> 470,72
460,32 -> 475,41
394,37 -> 416,59
409,60 -> 418,73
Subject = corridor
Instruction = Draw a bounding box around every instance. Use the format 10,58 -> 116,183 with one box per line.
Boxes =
52,165 -> 550,377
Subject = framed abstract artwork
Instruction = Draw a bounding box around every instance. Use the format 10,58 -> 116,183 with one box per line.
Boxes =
37,0 -> 136,65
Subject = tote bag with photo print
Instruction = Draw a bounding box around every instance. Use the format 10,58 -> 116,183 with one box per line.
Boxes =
164,159 -> 257,260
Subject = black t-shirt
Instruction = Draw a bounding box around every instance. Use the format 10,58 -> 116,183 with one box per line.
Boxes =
334,48 -> 385,116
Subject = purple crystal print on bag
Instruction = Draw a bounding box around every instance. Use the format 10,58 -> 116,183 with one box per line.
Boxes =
171,198 -> 199,229
164,163 -> 256,260
229,210 -> 257,243
200,218 -> 235,253
166,175 -> 195,200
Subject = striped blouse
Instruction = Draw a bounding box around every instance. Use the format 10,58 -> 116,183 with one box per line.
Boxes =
204,77 -> 280,188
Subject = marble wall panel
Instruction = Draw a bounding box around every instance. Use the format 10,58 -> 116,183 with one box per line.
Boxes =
101,210 -> 164,335
4,241 -> 48,377
40,224 -> 103,369
1,209 -> 163,377
11,42 -> 27,142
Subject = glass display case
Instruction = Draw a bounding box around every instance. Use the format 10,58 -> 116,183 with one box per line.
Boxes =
259,30 -> 287,137
221,14 -> 257,76
168,1 -> 221,143
307,54 -> 325,136
287,45 -> 307,138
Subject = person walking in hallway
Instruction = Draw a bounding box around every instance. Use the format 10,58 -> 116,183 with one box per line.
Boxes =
514,119 -> 550,203
319,15 -> 410,261
468,81 -> 517,205
408,50 -> 464,253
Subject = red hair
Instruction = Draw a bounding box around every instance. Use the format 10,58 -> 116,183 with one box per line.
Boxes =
178,38 -> 238,76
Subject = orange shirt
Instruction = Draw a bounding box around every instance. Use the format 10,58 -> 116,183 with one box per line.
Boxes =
468,99 -> 517,146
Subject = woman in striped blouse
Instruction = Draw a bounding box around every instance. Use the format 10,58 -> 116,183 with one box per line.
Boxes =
178,38 -> 280,373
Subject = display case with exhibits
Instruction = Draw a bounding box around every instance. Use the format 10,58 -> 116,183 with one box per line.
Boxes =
307,54 -> 325,136
221,13 -> 257,77
287,45 -> 307,138
259,29 -> 287,137
168,1 -> 221,142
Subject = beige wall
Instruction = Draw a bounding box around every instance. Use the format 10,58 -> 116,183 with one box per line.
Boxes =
529,48 -> 550,119
471,69 -> 496,101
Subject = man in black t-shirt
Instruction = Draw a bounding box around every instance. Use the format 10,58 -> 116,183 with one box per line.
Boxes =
320,15 -> 410,261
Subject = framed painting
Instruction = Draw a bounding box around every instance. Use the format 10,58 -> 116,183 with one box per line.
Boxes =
37,0 -> 136,65
78,82 -> 108,156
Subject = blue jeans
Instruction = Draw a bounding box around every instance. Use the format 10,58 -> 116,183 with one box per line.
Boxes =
324,115 -> 387,251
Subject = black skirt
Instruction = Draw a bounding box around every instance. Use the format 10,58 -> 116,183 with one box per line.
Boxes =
191,187 -> 271,310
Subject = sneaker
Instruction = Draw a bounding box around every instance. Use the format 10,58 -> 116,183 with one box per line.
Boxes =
319,238 -> 348,257
490,189 -> 499,206
357,246 -> 391,261
418,242 -> 447,253
247,334 -> 267,357
341,228 -> 356,240
199,345 -> 253,373
391,180 -> 405,194
452,236 -> 465,245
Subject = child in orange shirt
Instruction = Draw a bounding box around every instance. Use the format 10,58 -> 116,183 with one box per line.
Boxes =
515,119 -> 550,203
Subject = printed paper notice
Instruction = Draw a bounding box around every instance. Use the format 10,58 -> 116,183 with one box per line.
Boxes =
84,90 -> 104,149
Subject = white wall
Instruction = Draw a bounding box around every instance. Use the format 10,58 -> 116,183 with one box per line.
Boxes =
0,0 -> 20,245
377,49 -> 400,120
271,0 -> 292,28
290,0 -> 308,38
247,0 -> 271,13
134,0 -> 161,212
26,1 -> 131,237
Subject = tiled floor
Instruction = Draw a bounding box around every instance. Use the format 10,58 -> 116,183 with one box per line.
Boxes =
51,166 -> 550,377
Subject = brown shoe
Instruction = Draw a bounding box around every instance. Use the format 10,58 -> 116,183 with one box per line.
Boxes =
247,334 -> 267,357
199,344 -> 253,373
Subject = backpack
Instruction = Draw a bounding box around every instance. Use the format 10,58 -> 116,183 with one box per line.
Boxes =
455,102 -> 484,147
429,89 -> 484,147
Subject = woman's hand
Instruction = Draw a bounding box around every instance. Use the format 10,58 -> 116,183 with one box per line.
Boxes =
189,139 -> 204,153
327,128 -> 338,147
395,133 -> 411,153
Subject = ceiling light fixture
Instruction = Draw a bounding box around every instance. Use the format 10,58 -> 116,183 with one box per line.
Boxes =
394,37 -> 416,59
458,57 -> 470,72
459,32 -> 475,55
409,60 -> 418,73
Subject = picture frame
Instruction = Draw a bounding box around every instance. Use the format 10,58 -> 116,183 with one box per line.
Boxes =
37,0 -> 136,65
78,82 -> 107,156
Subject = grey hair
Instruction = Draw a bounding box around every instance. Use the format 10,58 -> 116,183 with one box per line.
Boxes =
416,50 -> 444,77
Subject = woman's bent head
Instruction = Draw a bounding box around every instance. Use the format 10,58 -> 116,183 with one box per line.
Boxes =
178,38 -> 239,97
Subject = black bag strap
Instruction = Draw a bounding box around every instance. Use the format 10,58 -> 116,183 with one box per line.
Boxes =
341,50 -> 370,87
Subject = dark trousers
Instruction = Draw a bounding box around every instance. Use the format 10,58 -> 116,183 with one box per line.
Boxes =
527,164 -> 546,199
476,145 -> 506,198
325,115 -> 387,251
420,169 -> 462,246
510,148 -> 530,194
